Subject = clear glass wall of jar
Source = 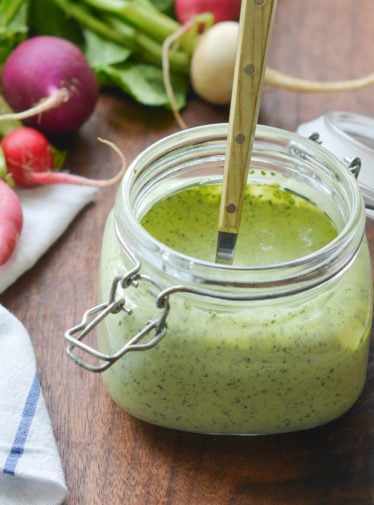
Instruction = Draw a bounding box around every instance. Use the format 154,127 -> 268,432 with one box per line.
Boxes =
69,124 -> 373,435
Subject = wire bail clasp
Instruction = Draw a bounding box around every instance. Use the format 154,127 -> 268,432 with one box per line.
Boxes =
64,265 -> 170,373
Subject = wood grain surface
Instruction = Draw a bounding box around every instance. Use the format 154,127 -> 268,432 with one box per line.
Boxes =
1,1 -> 373,504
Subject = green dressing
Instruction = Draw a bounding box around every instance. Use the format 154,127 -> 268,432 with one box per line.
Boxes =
141,183 -> 338,265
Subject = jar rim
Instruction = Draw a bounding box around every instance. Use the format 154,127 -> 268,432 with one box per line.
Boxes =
115,124 -> 365,295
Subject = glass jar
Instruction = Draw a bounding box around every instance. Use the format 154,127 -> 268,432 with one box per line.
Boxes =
65,124 -> 373,435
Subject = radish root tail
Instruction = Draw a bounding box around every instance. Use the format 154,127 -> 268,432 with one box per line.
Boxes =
265,67 -> 374,93
162,20 -> 195,130
0,88 -> 70,122
95,137 -> 127,187
29,137 -> 127,188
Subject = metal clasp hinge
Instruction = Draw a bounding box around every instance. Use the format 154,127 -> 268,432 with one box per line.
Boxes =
64,270 -> 170,372
308,131 -> 362,179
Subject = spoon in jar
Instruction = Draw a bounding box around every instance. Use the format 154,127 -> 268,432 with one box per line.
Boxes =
215,0 -> 278,264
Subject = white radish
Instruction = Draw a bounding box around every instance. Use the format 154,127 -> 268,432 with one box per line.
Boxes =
191,21 -> 239,105
190,21 -> 374,106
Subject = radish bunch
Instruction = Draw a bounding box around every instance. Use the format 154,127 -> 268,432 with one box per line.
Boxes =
8,0 -> 369,119
0,35 -> 122,266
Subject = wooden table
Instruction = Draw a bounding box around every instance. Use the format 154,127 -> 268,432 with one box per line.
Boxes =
1,1 -> 374,503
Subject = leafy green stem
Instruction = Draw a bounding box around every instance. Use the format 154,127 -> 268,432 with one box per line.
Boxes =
51,0 -> 190,72
104,13 -> 190,71
0,0 -> 28,27
81,0 -> 180,43
51,0 -> 132,46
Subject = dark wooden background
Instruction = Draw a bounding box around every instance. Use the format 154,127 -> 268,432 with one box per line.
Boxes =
1,1 -> 374,503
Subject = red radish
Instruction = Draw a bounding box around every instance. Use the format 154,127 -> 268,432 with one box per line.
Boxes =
1,126 -> 126,188
175,0 -> 241,24
0,179 -> 23,266
0,36 -> 99,136
1,127 -> 54,187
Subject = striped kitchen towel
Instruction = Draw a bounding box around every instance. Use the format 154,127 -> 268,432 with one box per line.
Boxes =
0,304 -> 67,505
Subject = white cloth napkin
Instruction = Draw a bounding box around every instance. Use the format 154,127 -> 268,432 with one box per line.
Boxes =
0,184 -> 97,294
0,304 -> 67,505
0,183 -> 98,504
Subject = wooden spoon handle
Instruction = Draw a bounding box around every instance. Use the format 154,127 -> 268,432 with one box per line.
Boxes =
218,0 -> 278,236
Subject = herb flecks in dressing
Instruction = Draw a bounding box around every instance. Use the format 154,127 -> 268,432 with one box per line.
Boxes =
141,184 -> 337,265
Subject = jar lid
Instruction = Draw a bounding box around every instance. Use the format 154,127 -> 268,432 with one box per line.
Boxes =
297,111 -> 374,217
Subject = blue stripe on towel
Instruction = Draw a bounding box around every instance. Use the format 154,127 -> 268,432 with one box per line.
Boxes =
3,372 -> 41,475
